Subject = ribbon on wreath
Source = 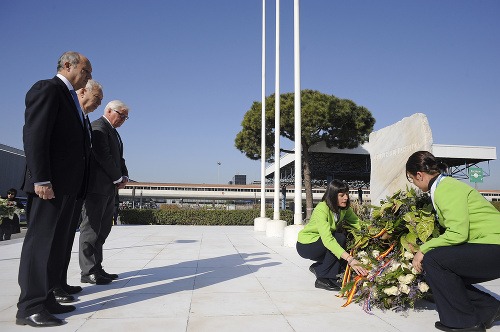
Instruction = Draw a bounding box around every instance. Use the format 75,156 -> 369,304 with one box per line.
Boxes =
338,228 -> 397,308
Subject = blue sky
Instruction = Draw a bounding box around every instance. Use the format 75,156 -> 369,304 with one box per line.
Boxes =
1,0 -> 499,188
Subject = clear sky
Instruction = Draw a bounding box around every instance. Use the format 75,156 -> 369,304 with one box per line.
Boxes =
1,0 -> 499,188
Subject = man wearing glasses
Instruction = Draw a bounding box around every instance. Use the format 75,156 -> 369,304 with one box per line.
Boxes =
79,100 -> 129,285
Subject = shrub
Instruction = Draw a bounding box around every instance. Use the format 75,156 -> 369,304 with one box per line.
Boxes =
119,208 -> 294,226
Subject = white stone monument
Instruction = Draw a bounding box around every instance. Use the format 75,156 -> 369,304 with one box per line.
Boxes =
368,113 -> 433,206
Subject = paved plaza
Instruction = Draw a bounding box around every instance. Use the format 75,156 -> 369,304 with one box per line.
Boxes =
0,225 -> 498,331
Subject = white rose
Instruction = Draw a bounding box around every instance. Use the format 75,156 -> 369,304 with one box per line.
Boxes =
411,267 -> 419,275
418,282 -> 430,293
357,251 -> 367,258
401,263 -> 409,270
361,258 -> 370,265
383,286 -> 400,296
397,274 -> 414,285
403,251 -> 414,260
372,250 -> 380,258
399,284 -> 411,294
389,262 -> 401,272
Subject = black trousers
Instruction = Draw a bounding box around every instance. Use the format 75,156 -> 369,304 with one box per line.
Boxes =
79,193 -> 115,275
296,232 -> 346,280
59,198 -> 84,288
0,219 -> 12,240
423,243 -> 500,328
17,194 -> 77,317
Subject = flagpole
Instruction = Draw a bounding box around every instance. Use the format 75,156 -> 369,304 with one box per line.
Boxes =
273,0 -> 280,222
293,0 -> 302,225
283,0 -> 304,246
260,0 -> 267,219
254,0 -> 270,232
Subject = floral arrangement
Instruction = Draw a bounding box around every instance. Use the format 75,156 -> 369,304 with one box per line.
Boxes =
340,187 -> 440,312
0,197 -> 24,224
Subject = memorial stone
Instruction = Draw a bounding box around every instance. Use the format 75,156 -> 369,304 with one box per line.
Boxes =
368,113 -> 433,205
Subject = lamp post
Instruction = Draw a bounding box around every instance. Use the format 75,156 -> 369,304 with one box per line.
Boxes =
217,161 -> 221,184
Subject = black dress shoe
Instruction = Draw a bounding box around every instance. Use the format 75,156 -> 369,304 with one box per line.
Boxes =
81,273 -> 112,285
46,302 -> 76,314
16,309 -> 64,327
435,321 -> 485,332
53,287 -> 75,303
99,269 -> 119,280
314,278 -> 340,291
62,284 -> 83,294
484,305 -> 500,329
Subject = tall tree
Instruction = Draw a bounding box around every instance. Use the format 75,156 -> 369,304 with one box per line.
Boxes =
235,89 -> 375,219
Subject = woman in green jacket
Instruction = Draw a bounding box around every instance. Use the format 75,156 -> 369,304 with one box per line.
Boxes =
406,151 -> 500,332
296,180 -> 368,291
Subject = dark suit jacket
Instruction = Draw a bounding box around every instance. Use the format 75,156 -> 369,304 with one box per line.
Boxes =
21,76 -> 90,197
87,116 -> 128,196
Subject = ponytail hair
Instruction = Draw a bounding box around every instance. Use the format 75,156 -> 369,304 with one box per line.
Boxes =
406,151 -> 448,177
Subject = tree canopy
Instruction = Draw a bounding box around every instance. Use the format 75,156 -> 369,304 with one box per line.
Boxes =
235,89 -> 375,161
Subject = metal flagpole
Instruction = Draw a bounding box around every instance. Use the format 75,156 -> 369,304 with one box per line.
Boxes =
273,0 -> 280,221
255,0 -> 271,232
293,0 -> 302,225
260,0 -> 266,219
283,0 -> 304,246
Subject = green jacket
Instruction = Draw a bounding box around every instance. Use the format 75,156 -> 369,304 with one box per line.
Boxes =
420,176 -> 500,253
297,201 -> 361,258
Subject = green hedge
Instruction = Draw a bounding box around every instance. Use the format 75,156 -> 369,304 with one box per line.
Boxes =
119,208 -> 294,226
491,201 -> 500,212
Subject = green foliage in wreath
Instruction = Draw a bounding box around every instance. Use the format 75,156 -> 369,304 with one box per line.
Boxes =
342,187 -> 441,312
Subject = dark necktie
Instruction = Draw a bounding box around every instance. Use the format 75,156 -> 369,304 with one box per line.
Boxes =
114,128 -> 123,155
85,116 -> 92,145
69,90 -> 84,124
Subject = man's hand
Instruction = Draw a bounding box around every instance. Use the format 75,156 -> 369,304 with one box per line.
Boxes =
34,184 -> 55,200
116,176 -> 129,189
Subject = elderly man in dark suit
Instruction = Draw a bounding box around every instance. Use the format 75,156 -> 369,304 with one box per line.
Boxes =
79,100 -> 129,285
16,51 -> 92,327
51,79 -> 104,303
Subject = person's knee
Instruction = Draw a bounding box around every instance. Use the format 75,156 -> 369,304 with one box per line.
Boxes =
422,250 -> 439,271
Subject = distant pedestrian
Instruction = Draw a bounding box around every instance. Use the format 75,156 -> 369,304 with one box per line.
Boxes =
1,188 -> 24,241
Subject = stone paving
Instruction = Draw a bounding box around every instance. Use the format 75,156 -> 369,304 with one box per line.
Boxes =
0,225 -> 498,331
